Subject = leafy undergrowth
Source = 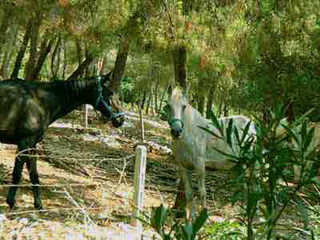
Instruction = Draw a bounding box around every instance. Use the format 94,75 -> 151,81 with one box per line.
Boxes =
0,109 -> 319,239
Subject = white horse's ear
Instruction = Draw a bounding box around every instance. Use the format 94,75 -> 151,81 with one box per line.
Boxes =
167,78 -> 176,97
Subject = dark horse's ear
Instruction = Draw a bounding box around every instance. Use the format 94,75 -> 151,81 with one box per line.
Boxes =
101,70 -> 113,84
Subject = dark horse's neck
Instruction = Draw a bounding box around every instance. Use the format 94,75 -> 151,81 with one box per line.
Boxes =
47,79 -> 97,123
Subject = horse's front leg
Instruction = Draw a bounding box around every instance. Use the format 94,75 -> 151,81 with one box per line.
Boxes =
196,160 -> 206,210
6,155 -> 25,210
26,151 -> 43,210
173,173 -> 187,210
180,167 -> 193,220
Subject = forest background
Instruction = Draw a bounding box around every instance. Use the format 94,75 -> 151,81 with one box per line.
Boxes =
0,0 -> 319,121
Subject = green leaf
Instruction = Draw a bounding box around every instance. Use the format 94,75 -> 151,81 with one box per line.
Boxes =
226,118 -> 234,148
234,126 -> 240,146
192,208 -> 208,235
151,204 -> 168,232
240,121 -> 253,145
209,110 -> 223,136
210,145 -> 240,161
291,108 -> 314,128
300,122 -> 308,148
242,138 -> 255,154
298,200 -> 309,229
282,124 -> 301,148
181,222 -> 193,240
198,126 -> 223,140
304,126 -> 315,152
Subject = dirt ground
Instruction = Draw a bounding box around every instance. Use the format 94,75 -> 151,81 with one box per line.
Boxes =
1,110 -> 318,239
0,110 -> 240,239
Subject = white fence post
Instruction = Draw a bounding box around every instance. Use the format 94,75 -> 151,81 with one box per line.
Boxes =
84,104 -> 88,128
131,144 -> 147,233
131,107 -> 147,234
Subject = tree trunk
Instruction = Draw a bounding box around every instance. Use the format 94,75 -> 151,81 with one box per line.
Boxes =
153,65 -> 160,112
0,25 -> 18,78
0,44 -> 14,79
62,39 -> 67,79
146,88 -> 153,115
11,19 -> 32,79
67,52 -> 93,80
154,82 -> 159,113
182,0 -> 194,15
25,12 -> 43,81
263,109 -> 271,124
140,90 -> 147,110
76,38 -> 84,65
0,4 -> 13,64
109,37 -> 131,94
197,95 -> 205,115
173,46 -> 188,91
206,85 -> 215,118
217,99 -> 223,118
285,101 -> 294,123
223,104 -> 229,116
32,38 -> 54,80
51,36 -> 61,78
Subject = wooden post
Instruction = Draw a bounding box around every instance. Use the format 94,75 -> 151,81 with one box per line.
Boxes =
84,104 -> 88,128
139,107 -> 145,142
131,144 -> 147,232
131,106 -> 147,234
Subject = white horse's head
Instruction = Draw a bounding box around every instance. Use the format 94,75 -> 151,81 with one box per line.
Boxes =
167,87 -> 190,139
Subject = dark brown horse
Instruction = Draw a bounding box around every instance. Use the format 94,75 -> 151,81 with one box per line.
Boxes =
0,72 -> 124,210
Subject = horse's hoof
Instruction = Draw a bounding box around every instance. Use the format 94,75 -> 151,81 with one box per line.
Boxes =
9,206 -> 15,212
6,200 -> 15,211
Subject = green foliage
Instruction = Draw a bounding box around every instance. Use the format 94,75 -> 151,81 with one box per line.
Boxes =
204,106 -> 318,239
145,204 -> 208,240
159,101 -> 169,121
120,76 -> 136,104
205,221 -> 246,240
1,0 -> 320,120
307,204 -> 320,240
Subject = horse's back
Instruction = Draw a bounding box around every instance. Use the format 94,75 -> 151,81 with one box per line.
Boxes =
0,79 -> 49,143
204,115 -> 256,170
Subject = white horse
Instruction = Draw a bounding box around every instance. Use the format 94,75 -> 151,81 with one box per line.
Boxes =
167,87 -> 256,218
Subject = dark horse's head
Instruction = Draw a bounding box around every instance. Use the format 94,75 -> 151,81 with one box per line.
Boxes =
93,72 -> 125,128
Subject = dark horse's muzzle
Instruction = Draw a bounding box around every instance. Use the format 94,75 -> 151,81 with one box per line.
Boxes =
169,118 -> 184,139
95,97 -> 125,128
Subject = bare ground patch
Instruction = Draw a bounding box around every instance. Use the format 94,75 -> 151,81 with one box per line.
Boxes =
1,111 -> 317,239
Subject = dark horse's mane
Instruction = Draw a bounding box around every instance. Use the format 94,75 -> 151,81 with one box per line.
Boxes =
5,78 -> 95,100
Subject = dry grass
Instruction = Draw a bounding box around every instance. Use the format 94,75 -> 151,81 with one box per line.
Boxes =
1,111 -> 319,239
0,111 -> 168,239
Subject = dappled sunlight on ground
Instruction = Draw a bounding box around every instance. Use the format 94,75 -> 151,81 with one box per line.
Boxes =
0,111 -> 174,239
1,110 -> 319,239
